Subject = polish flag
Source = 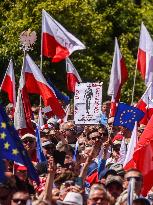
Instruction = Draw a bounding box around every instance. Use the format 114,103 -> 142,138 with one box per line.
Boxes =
123,122 -> 138,170
107,38 -> 128,101
1,60 -> 16,107
133,115 -> 153,196
66,58 -> 82,92
137,22 -> 153,85
136,82 -> 153,125
42,10 -> 85,62
24,54 -> 65,119
14,62 -> 34,136
109,96 -> 117,117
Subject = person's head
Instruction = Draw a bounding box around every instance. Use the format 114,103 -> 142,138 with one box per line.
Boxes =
133,198 -> 151,205
11,190 -> 30,205
124,169 -> 143,196
57,191 -> 83,205
87,129 -> 102,146
0,182 -> 14,205
87,185 -> 114,205
105,175 -> 123,198
60,121 -> 77,144
21,133 -> 36,153
15,166 -> 27,181
42,140 -> 55,156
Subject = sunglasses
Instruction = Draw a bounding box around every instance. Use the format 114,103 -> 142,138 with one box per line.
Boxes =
12,199 -> 28,205
126,176 -> 142,182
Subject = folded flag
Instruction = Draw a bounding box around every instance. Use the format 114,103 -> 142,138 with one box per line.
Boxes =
113,102 -> 145,131
0,104 -> 39,184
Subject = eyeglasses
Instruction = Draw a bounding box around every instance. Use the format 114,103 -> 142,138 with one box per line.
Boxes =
12,199 -> 28,205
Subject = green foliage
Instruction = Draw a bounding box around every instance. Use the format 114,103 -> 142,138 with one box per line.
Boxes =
0,0 -> 152,104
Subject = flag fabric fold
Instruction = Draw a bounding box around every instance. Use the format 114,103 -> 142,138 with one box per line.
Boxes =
137,22 -> 153,85
66,58 -> 82,92
35,110 -> 46,163
1,60 -> 16,107
47,79 -> 70,105
0,104 -> 39,184
42,10 -> 85,62
113,102 -> 145,131
136,82 -> 153,125
14,57 -> 34,136
107,38 -> 128,101
133,114 -> 153,196
24,54 -> 65,119
123,122 -> 138,169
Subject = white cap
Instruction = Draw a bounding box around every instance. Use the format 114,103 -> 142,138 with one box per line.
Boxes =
57,192 -> 83,205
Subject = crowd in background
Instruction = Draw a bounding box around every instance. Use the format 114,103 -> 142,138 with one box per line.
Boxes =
0,101 -> 152,205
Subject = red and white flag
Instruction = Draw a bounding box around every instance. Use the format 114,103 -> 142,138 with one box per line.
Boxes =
137,82 -> 153,125
107,38 -> 128,101
133,115 -> 153,196
42,10 -> 85,62
123,122 -> 138,170
1,60 -> 16,107
66,58 -> 82,92
24,54 -> 65,119
137,22 -> 153,85
14,61 -> 34,136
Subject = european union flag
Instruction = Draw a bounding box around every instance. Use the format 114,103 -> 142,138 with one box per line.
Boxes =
113,102 -> 145,131
0,143 -> 5,183
0,104 -> 39,184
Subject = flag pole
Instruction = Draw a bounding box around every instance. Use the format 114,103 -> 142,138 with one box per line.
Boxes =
131,66 -> 137,105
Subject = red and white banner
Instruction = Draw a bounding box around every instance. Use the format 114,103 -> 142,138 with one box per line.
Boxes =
107,38 -> 128,100
24,54 -> 65,119
1,60 -> 16,107
137,22 -> 153,85
42,10 -> 85,62
66,58 -> 82,92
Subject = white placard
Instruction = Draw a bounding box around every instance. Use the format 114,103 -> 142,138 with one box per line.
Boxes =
74,82 -> 103,124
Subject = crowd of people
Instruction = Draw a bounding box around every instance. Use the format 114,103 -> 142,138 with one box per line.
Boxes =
0,101 -> 152,205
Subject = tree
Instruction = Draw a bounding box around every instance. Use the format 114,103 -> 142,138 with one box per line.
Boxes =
0,0 -> 153,104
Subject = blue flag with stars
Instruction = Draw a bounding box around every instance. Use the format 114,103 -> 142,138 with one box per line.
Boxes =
0,104 -> 39,184
113,102 -> 145,131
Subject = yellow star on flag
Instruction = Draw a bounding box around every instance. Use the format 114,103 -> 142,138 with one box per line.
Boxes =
0,132 -> 6,139
1,122 -> 6,129
12,149 -> 19,155
4,142 -> 10,149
